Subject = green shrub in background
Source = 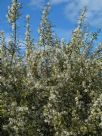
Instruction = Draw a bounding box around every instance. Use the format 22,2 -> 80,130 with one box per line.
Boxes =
0,0 -> 102,136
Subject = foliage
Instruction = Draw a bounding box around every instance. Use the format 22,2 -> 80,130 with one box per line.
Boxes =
0,1 -> 102,136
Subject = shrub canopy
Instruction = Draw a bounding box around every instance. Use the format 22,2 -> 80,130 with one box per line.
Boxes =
0,1 -> 102,136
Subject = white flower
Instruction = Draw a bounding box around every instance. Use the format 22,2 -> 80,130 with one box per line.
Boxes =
99,122 -> 102,128
17,106 -> 28,112
84,89 -> 88,92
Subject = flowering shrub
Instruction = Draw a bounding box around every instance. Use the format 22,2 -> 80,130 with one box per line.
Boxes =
0,0 -> 102,136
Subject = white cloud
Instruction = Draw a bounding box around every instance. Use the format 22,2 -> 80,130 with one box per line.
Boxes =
64,0 -> 102,27
30,0 -> 102,27
30,0 -> 68,7
51,0 -> 68,4
30,0 -> 45,8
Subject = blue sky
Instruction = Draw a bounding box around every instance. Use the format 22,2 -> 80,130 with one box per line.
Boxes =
0,0 -> 102,42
